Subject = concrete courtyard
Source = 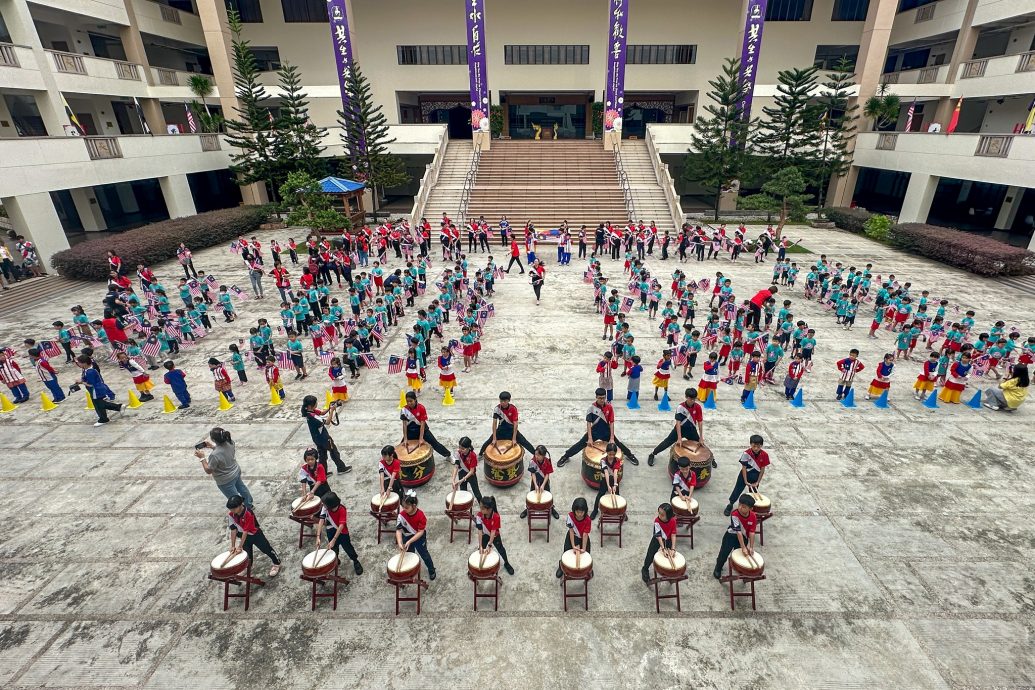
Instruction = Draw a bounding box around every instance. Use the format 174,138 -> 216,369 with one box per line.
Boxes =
0,224 -> 1032,689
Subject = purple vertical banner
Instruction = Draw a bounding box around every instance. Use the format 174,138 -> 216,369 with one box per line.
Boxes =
604,0 -> 629,133
465,0 -> 490,133
326,0 -> 354,115
737,0 -> 768,122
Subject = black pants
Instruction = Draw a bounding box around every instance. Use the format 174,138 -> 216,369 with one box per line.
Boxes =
650,422 -> 701,458
506,256 -> 524,273
243,529 -> 281,565
479,236 -> 490,252
562,422 -> 635,461
562,531 -> 591,555
90,393 -> 122,423
480,534 -> 511,566
610,243 -> 620,260
61,341 -> 75,362
182,261 -> 197,279
747,303 -> 762,331
714,532 -> 741,574
643,535 -> 674,573
533,284 -> 542,301
456,469 -> 483,503
728,468 -> 760,506
326,527 -> 359,562
384,476 -> 405,498
403,533 -> 435,573
592,478 -> 620,515
316,438 -> 347,472
479,423 -> 536,456
405,423 -> 450,458
578,243 -> 587,259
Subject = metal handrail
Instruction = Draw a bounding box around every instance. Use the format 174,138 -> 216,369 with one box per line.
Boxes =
613,144 -> 635,220
457,137 -> 482,226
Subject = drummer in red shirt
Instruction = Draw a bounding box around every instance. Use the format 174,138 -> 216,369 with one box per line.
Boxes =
478,391 -> 537,456
396,492 -> 437,580
641,503 -> 678,583
378,445 -> 405,499
671,458 -> 697,500
646,386 -> 705,466
556,497 -> 591,579
714,494 -> 757,579
475,496 -> 515,575
724,434 -> 770,516
520,445 -> 562,520
298,447 -> 329,500
315,492 -> 363,575
400,391 -> 451,458
451,437 -> 483,503
557,387 -> 638,467
225,495 -> 281,577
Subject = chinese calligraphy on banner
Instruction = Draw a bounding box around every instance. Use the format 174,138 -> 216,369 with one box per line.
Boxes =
326,0 -> 354,116
604,0 -> 630,133
466,0 -> 490,133
737,0 -> 769,123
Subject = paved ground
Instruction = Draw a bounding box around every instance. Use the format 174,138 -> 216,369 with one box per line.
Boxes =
0,225 -> 1033,690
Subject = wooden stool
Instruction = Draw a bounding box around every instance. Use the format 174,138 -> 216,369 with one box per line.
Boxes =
369,508 -> 398,544
721,558 -> 766,611
756,511 -> 773,546
389,572 -> 428,615
560,571 -> 593,611
289,513 -> 319,549
675,514 -> 701,549
526,508 -> 551,542
649,572 -> 689,613
208,561 -> 264,611
468,571 -> 502,611
445,507 -> 473,544
597,513 -> 627,548
300,561 -> 349,611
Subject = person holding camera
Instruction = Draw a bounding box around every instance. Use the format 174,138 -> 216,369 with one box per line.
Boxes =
302,395 -> 351,474
195,427 -> 254,509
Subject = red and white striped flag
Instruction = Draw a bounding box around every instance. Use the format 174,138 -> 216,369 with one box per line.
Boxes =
387,355 -> 403,374
41,341 -> 62,358
142,338 -> 162,358
185,103 -> 197,133
277,351 -> 294,371
361,353 -> 379,369
904,98 -> 917,132
620,297 -> 634,314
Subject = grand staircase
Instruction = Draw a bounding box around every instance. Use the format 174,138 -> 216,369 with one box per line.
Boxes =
421,140 -> 474,223
620,140 -> 679,237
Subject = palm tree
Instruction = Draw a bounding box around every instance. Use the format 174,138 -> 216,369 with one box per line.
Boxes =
188,75 -> 213,116
863,83 -> 901,131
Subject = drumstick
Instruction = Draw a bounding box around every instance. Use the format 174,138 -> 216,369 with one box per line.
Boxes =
377,487 -> 392,512
220,550 -> 235,568
575,551 -> 581,570
478,549 -> 488,570
394,547 -> 405,573
448,489 -> 457,512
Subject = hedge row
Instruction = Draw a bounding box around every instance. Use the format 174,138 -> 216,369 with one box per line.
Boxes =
822,207 -> 873,234
52,206 -> 270,281
890,223 -> 1035,277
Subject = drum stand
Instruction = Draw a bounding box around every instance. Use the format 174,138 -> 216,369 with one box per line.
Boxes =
560,571 -> 593,612
468,571 -> 502,611
389,571 -> 429,615
648,571 -> 690,613
300,562 -> 350,611
721,559 -> 766,611
675,513 -> 701,549
597,513 -> 627,548
526,507 -> 551,543
755,511 -> 773,546
445,506 -> 473,544
289,513 -> 320,549
369,507 -> 399,544
209,562 -> 265,611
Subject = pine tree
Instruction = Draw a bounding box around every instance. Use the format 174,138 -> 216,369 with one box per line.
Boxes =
683,58 -> 756,221
275,62 -> 327,180
815,57 -> 859,210
754,66 -> 824,175
223,10 -> 282,201
740,166 -> 811,239
338,62 -> 410,214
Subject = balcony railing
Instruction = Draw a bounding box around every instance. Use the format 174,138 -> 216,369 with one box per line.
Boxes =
960,59 -> 987,79
114,60 -> 141,81
199,133 -> 221,151
159,3 -> 182,24
915,3 -> 935,21
155,67 -> 178,85
1017,51 -> 1035,74
84,136 -> 123,160
0,43 -> 20,68
876,133 -> 899,151
917,66 -> 939,84
975,135 -> 1012,158
52,51 -> 86,75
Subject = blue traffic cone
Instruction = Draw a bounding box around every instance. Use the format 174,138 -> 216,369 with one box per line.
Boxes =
841,388 -> 856,408
873,389 -> 890,409
742,390 -> 756,410
703,391 -> 717,410
965,390 -> 982,409
658,390 -> 671,412
790,388 -> 805,408
923,388 -> 940,409
627,391 -> 640,409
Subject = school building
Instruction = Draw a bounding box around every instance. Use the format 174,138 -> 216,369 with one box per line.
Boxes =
1,0 -> 1034,269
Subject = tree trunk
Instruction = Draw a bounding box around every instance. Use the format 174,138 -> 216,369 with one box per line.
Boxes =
712,183 -> 721,222
775,199 -> 787,240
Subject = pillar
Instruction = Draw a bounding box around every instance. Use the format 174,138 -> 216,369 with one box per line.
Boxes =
69,187 -> 107,231
827,166 -> 861,209
898,173 -> 939,224
119,0 -> 167,133
2,0 -> 70,135
994,186 -> 1022,230
929,0 -> 980,130
159,174 -> 197,219
1,193 -> 71,272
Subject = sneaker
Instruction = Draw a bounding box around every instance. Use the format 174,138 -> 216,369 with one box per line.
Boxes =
647,454 -> 655,467
641,569 -> 650,584
982,403 -> 999,411
179,404 -> 191,409
627,455 -> 639,466
340,465 -> 353,474
557,455 -> 570,468
504,563 -> 515,575
429,569 -> 437,581
519,509 -> 528,519
556,566 -> 563,579
352,560 -> 364,576
723,503 -> 733,517
94,421 -> 109,427
551,508 -> 561,519
712,459 -> 718,469
269,565 -> 281,577
713,568 -> 722,580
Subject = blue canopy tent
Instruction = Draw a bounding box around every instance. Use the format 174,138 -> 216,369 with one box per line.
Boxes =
317,176 -> 366,227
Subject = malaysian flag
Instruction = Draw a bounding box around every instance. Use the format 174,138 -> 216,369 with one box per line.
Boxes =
676,348 -> 688,366
142,338 -> 162,358
687,279 -> 698,292
185,103 -> 197,133
187,280 -> 202,298
205,275 -> 218,286
697,278 -> 710,292
361,353 -> 379,369
319,351 -> 333,365
40,341 -> 62,358
487,304 -> 494,317
342,320 -> 355,337
277,351 -> 294,371
620,297 -> 634,314
450,341 -> 464,357
123,316 -> 141,332
370,330 -> 384,344
387,355 -> 404,374
494,267 -> 504,280
229,285 -> 249,300
417,284 -> 426,296
230,241 -> 239,255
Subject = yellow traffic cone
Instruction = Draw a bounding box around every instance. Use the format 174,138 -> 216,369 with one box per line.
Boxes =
398,389 -> 407,409
269,385 -> 283,406
162,395 -> 177,414
0,393 -> 17,413
325,390 -> 334,408
40,393 -> 58,412
443,387 -> 455,406
85,394 -> 95,411
127,389 -> 143,409
218,392 -> 234,411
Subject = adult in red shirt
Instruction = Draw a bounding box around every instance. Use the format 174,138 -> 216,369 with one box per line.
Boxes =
556,496 -> 591,578
396,492 -> 436,580
557,387 -> 638,466
479,390 -> 537,455
269,261 -> 291,303
647,386 -> 706,466
747,286 -> 777,331
400,391 -> 451,458
316,492 -> 364,575
724,434 -> 770,516
101,311 -> 129,345
505,239 -> 525,274
225,495 -> 281,577
476,496 -> 515,575
641,503 -> 678,583
714,494 -> 758,578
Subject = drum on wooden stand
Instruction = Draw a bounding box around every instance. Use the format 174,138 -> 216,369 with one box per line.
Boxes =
370,492 -> 400,514
653,550 -> 687,579
525,489 -> 553,512
396,442 -> 435,487
291,495 -> 322,519
482,441 -> 525,487
671,495 -> 699,517
301,548 -> 338,578
560,549 -> 593,578
468,549 -> 501,577
667,440 -> 715,487
598,493 -> 627,517
581,441 -> 624,489
386,552 -> 422,583
747,492 -> 771,516
730,550 -> 765,577
445,489 -> 475,512
210,550 -> 249,579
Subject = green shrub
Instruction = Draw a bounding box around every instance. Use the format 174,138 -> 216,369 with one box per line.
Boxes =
822,207 -> 873,234
863,214 -> 892,242
51,205 -> 270,281
890,222 -> 1035,277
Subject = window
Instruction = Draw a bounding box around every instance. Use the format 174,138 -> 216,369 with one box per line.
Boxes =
766,0 -> 813,21
897,0 -> 935,12
814,44 -> 859,69
225,0 -> 262,23
397,45 -> 468,65
250,47 -> 281,72
281,0 -> 327,23
832,0 -> 869,21
627,45 -> 696,65
504,45 -> 589,65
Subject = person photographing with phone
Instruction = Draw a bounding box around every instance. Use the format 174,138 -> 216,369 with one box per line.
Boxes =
195,427 -> 255,510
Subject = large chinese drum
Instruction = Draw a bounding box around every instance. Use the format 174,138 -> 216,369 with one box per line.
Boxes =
482,441 -> 525,487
